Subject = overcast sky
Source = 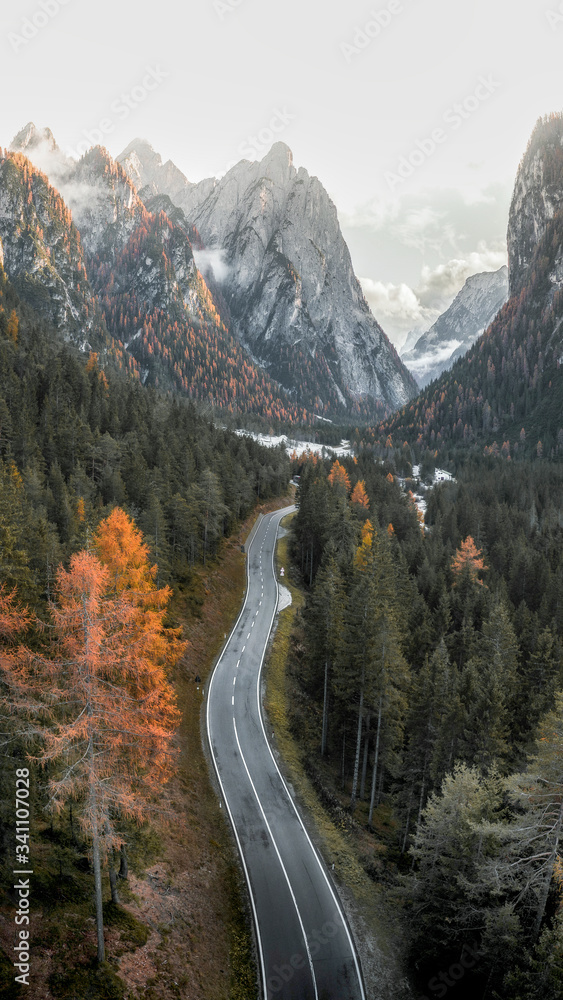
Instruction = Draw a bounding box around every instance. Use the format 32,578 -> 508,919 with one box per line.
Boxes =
2,0 -> 562,347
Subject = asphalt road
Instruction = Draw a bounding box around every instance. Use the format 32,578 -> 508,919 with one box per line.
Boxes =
207,507 -> 365,1000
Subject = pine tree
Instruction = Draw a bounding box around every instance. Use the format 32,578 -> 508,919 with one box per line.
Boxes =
304,552 -> 345,756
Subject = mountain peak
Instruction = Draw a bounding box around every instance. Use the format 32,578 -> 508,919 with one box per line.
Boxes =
10,122 -> 58,154
117,139 -> 191,203
263,141 -> 293,164
256,142 -> 296,187
507,112 -> 563,295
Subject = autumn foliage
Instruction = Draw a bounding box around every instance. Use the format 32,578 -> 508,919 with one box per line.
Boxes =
351,480 -> 370,509
451,536 -> 488,586
0,510 -> 185,962
328,459 -> 351,493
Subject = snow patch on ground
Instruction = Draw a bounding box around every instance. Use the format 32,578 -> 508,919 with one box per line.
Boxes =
407,466 -> 455,525
277,585 -> 292,612
235,429 -> 353,458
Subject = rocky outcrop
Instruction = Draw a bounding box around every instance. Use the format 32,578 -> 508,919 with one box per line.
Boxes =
507,114 -> 563,295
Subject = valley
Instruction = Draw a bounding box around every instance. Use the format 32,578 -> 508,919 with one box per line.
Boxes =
0,105 -> 562,1000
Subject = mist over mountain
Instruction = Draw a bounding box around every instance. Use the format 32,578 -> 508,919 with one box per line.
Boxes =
401,266 -> 509,387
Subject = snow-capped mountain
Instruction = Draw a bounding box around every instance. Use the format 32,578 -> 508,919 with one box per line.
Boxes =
401,267 -> 509,387
118,140 -> 417,411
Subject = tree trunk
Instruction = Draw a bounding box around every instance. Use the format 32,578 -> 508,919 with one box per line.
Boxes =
321,659 -> 329,757
119,844 -> 128,880
401,794 -> 413,854
350,666 -> 365,813
368,694 -> 383,828
416,759 -> 428,833
377,763 -> 384,806
534,799 -> 563,938
91,791 -> 105,963
84,596 -> 105,964
360,714 -> 371,801
109,864 -> 119,905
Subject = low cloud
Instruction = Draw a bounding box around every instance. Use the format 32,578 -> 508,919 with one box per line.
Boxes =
349,183 -> 510,349
417,244 -> 507,308
193,248 -> 230,283
360,277 -> 439,345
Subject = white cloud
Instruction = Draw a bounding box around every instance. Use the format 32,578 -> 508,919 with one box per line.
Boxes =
361,241 -> 508,350
417,243 -> 507,308
360,277 -> 439,347
348,183 -> 510,349
192,248 -> 230,283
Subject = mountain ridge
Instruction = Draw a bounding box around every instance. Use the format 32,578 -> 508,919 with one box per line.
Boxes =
117,138 -> 418,411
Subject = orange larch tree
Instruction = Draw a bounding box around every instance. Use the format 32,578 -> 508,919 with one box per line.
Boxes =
350,480 -> 370,510
451,536 -> 488,586
328,459 -> 351,494
0,537 -> 185,965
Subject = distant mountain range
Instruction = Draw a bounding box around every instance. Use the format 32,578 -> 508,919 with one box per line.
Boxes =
401,266 -> 509,387
2,125 -> 416,424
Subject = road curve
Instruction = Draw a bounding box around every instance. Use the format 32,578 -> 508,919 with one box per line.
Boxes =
207,507 -> 365,1000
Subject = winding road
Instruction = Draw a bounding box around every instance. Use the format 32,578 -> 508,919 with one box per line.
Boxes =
207,506 -> 365,1000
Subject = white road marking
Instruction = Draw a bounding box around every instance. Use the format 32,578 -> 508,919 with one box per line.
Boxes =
232,696 -> 235,706
255,509 -> 366,1000
208,507 -> 363,1000
233,717 -> 318,1000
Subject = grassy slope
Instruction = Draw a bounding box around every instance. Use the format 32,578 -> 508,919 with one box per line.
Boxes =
263,515 -> 412,1000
